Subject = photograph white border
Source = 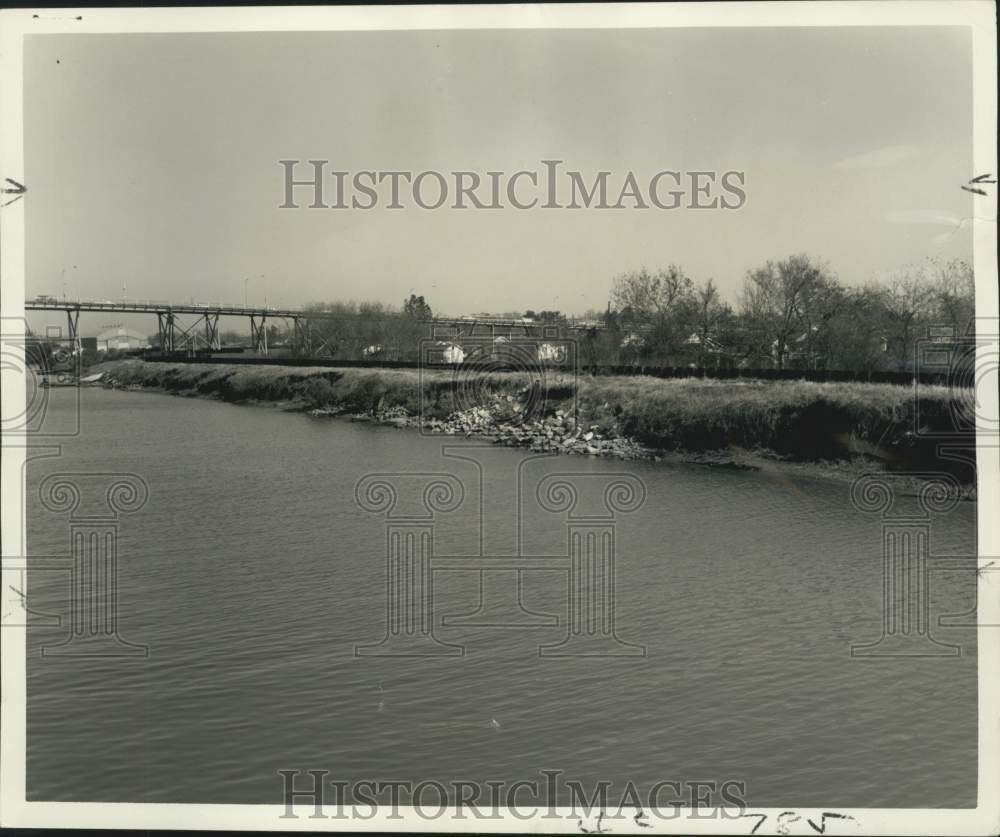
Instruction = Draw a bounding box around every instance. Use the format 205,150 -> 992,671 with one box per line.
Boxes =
1,3 -> 997,833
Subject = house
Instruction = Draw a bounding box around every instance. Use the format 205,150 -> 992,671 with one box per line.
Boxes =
774,326 -> 828,369
432,341 -> 465,364
537,342 -> 566,364
96,326 -> 150,353
685,332 -> 727,354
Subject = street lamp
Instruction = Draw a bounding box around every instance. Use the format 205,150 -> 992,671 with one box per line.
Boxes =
61,265 -> 79,300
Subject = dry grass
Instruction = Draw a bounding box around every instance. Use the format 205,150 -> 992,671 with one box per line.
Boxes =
573,375 -> 954,458
93,360 -> 963,465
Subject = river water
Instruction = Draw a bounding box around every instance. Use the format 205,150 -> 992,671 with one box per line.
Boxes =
23,388 -> 978,807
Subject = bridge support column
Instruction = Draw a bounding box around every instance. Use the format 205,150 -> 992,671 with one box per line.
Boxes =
65,308 -> 80,355
203,313 -> 220,350
292,316 -> 312,357
157,312 -> 176,353
250,315 -> 269,356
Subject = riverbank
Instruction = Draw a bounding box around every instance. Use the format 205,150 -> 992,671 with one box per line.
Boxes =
89,359 -> 975,484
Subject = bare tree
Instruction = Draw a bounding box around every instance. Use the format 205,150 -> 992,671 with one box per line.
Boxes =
824,284 -> 892,374
739,254 -> 837,369
929,258 -> 975,335
879,265 -> 935,370
610,266 -> 696,361
691,279 -> 733,368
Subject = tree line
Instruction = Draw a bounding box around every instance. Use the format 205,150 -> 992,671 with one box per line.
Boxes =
243,257 -> 973,373
291,294 -> 433,359
578,254 -> 974,372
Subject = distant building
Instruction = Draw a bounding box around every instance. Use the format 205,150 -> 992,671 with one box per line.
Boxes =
96,326 -> 150,353
778,326 -> 823,368
685,332 -> 727,354
537,342 -> 566,363
438,341 -> 465,364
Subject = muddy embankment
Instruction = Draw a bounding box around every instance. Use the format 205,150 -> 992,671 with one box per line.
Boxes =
90,359 -> 977,485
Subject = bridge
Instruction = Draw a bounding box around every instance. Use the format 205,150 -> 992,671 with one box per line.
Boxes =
24,297 -> 605,356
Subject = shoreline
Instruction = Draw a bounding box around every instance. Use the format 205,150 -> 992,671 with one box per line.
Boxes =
85,359 -> 977,496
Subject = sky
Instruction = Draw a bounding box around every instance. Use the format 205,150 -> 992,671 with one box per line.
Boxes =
23,26 -> 973,333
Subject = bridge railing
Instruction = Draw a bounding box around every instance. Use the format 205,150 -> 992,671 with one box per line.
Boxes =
25,298 -> 297,316
23,298 -> 608,330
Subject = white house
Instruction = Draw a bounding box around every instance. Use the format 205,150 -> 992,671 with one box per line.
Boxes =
436,341 -> 465,364
685,332 -> 726,353
537,342 -> 566,363
96,326 -> 150,353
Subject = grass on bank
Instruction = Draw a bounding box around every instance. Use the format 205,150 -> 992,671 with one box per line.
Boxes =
92,359 -> 962,465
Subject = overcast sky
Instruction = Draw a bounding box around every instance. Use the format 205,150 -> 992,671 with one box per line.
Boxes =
24,26 -> 972,329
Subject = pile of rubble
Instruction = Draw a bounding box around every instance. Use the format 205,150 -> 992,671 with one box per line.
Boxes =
420,396 -> 647,460
101,376 -> 142,391
307,405 -> 347,418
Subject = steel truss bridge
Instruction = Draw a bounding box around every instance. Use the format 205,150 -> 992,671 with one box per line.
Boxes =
24,297 -> 605,357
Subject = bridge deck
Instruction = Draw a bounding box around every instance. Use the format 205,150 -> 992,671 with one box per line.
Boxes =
24,298 -> 604,330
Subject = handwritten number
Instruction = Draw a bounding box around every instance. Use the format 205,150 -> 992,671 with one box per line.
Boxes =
739,811 -> 857,834
741,813 -> 768,834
